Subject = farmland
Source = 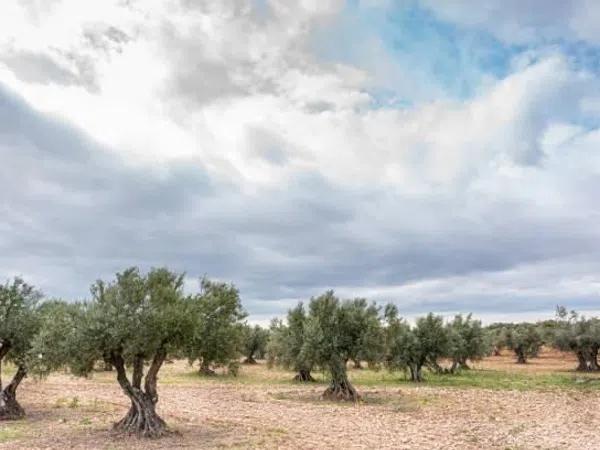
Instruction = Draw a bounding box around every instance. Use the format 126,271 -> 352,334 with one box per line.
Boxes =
1,348 -> 599,450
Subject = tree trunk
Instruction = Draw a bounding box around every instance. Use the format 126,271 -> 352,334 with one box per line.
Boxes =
352,359 -> 362,369
198,361 -> 216,376
589,347 -> 600,371
243,355 -> 257,364
459,357 -> 470,370
450,360 -> 459,374
114,392 -> 166,437
0,366 -> 26,420
493,346 -> 501,356
408,364 -> 423,382
322,360 -> 360,401
576,351 -> 589,371
111,351 -> 168,438
293,369 -> 315,382
515,349 -> 527,364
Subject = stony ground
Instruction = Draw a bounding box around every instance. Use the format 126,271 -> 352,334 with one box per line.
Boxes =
1,350 -> 599,449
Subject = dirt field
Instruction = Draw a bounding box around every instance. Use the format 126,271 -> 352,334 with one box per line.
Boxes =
1,349 -> 599,449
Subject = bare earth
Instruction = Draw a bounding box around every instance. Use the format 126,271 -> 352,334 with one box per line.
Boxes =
1,349 -> 599,449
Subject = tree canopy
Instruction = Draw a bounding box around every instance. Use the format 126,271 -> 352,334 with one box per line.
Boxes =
300,291 -> 363,401
445,314 -> 488,372
385,309 -> 447,382
552,307 -> 600,371
502,324 -> 543,364
242,324 -> 269,364
267,302 -> 315,381
184,278 -> 246,375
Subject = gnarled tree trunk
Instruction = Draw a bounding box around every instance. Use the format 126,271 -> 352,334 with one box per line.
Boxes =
409,363 -> 423,382
111,351 -> 168,438
198,361 -> 216,376
515,348 -> 527,364
576,351 -> 589,371
352,359 -> 362,369
293,368 -> 315,382
243,355 -> 257,364
450,360 -> 459,374
322,360 -> 360,401
589,347 -> 600,371
0,365 -> 27,420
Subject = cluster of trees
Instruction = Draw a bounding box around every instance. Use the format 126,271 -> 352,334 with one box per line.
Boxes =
3,269 -> 600,438
0,269 -> 259,436
267,292 -> 489,399
486,307 -> 600,370
552,307 -> 600,371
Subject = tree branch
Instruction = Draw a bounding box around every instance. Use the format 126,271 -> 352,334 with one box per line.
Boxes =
4,365 -> 27,396
0,342 -> 12,391
144,347 -> 166,404
132,355 -> 144,389
110,352 -> 136,398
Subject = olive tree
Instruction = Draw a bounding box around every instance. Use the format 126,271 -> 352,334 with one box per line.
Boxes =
36,267 -> 192,437
301,291 -> 361,401
267,303 -> 315,381
485,323 -> 509,356
385,308 -> 447,382
184,279 -> 246,375
503,324 -> 542,364
0,278 -> 41,419
242,325 -> 269,364
445,314 -> 488,372
341,298 -> 384,369
553,308 -> 600,371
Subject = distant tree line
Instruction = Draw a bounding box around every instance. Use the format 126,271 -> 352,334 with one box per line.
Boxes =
1,270 -> 599,438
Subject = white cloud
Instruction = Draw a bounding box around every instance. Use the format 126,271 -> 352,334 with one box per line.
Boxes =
1,0 -> 600,320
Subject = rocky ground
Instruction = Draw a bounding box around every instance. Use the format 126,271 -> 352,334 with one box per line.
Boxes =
1,350 -> 599,449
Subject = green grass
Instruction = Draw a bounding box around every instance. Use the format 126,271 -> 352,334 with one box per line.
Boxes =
65,360 -> 600,392
163,363 -> 600,391
0,425 -> 24,443
348,367 -> 600,391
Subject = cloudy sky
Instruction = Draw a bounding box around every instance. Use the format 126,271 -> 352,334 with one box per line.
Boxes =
2,1 -> 600,323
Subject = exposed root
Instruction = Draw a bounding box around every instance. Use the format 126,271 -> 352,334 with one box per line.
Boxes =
321,380 -> 360,402
199,365 -> 216,376
113,403 -> 169,438
293,370 -> 315,382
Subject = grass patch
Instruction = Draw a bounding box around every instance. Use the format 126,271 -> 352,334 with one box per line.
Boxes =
159,362 -> 600,392
270,389 -> 421,412
43,359 -> 600,393
349,367 -> 600,391
0,425 -> 24,443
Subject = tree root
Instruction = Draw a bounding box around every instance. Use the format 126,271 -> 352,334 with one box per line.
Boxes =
113,403 -> 168,438
199,366 -> 216,376
0,392 -> 25,421
293,370 -> 315,382
321,381 -> 360,402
